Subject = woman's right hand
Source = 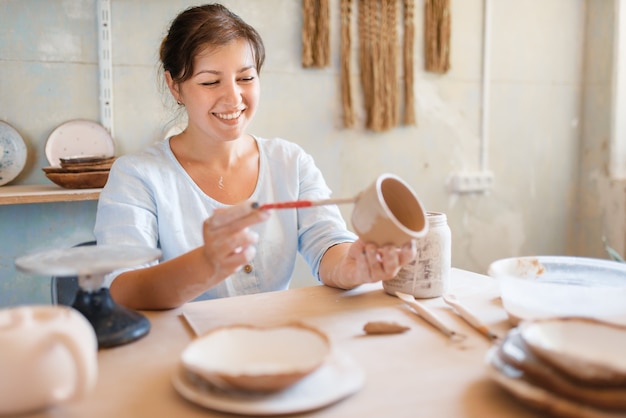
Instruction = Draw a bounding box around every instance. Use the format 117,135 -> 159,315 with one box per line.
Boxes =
201,201 -> 270,280
110,201 -> 269,310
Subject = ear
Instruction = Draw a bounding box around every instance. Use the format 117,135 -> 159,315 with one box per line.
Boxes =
164,71 -> 182,103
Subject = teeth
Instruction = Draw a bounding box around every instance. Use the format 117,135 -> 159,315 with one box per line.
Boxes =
215,110 -> 242,120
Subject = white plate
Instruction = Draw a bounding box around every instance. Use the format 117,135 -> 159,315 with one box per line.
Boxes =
520,318 -> 626,386
172,350 -> 365,416
485,347 -> 626,418
45,120 -> 115,167
0,121 -> 27,186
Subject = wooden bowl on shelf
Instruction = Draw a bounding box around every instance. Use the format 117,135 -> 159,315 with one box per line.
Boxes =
44,170 -> 110,189
59,156 -> 115,171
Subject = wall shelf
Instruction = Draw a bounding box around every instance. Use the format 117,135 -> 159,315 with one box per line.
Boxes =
0,185 -> 101,206
0,1 -> 111,208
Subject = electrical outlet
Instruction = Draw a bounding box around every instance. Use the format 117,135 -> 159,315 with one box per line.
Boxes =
448,171 -> 494,194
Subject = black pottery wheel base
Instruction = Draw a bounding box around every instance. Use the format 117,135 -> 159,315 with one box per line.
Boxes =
72,288 -> 150,348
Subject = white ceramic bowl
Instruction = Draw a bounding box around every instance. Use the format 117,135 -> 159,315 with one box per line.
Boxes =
180,324 -> 330,393
488,256 -> 626,324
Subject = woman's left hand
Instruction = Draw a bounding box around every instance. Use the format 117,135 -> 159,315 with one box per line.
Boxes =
347,239 -> 416,284
320,239 -> 417,289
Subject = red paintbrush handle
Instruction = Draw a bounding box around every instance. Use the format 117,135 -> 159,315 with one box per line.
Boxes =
252,196 -> 356,211
257,200 -> 314,210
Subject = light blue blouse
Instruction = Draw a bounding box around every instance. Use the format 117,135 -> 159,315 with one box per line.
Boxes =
94,136 -> 356,300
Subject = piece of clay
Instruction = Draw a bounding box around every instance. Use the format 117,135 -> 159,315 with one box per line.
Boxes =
363,321 -> 410,335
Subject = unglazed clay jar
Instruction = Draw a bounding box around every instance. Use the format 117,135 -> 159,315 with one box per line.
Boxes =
383,212 -> 451,298
0,305 -> 98,415
351,173 -> 428,247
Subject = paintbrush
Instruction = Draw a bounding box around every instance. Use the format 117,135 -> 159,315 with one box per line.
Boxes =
442,294 -> 500,342
253,196 -> 356,211
395,291 -> 466,341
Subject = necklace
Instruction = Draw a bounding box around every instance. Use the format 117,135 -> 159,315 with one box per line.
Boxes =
180,158 -> 227,192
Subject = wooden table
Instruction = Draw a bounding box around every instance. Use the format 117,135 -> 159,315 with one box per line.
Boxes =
29,268 -> 541,417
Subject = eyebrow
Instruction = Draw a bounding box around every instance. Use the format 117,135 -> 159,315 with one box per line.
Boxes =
193,65 -> 256,77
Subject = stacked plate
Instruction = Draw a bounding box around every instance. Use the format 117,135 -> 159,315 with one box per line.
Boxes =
486,317 -> 626,417
42,120 -> 116,189
43,156 -> 115,189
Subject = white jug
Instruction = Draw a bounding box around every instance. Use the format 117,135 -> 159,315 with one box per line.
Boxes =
0,305 -> 98,415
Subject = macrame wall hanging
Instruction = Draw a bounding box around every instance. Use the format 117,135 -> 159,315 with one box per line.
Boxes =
343,0 -> 416,132
424,0 -> 451,74
303,0 -> 445,132
302,0 -> 330,68
340,0 -> 355,128
357,0 -> 399,132
402,0 -> 416,125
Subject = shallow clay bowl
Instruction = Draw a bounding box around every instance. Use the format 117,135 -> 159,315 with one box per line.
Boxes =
519,317 -> 626,387
180,324 -> 331,393
44,170 -> 110,189
43,164 -> 113,173
59,155 -> 115,165
59,156 -> 115,171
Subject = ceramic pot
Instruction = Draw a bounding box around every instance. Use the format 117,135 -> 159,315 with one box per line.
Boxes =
351,173 -> 428,246
0,305 -> 98,415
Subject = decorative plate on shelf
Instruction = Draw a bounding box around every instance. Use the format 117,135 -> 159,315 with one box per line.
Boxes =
0,121 -> 27,186
45,120 -> 115,167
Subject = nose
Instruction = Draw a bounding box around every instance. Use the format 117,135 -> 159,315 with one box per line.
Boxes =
221,78 -> 242,106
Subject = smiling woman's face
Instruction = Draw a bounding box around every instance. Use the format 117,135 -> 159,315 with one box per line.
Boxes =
173,39 -> 260,143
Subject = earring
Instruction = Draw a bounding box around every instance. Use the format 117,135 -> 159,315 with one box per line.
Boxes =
177,100 -> 183,106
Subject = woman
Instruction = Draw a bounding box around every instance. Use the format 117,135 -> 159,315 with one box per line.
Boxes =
94,3 -> 416,310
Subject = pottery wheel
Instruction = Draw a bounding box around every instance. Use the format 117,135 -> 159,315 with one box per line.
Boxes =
15,245 -> 161,277
15,244 -> 162,348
